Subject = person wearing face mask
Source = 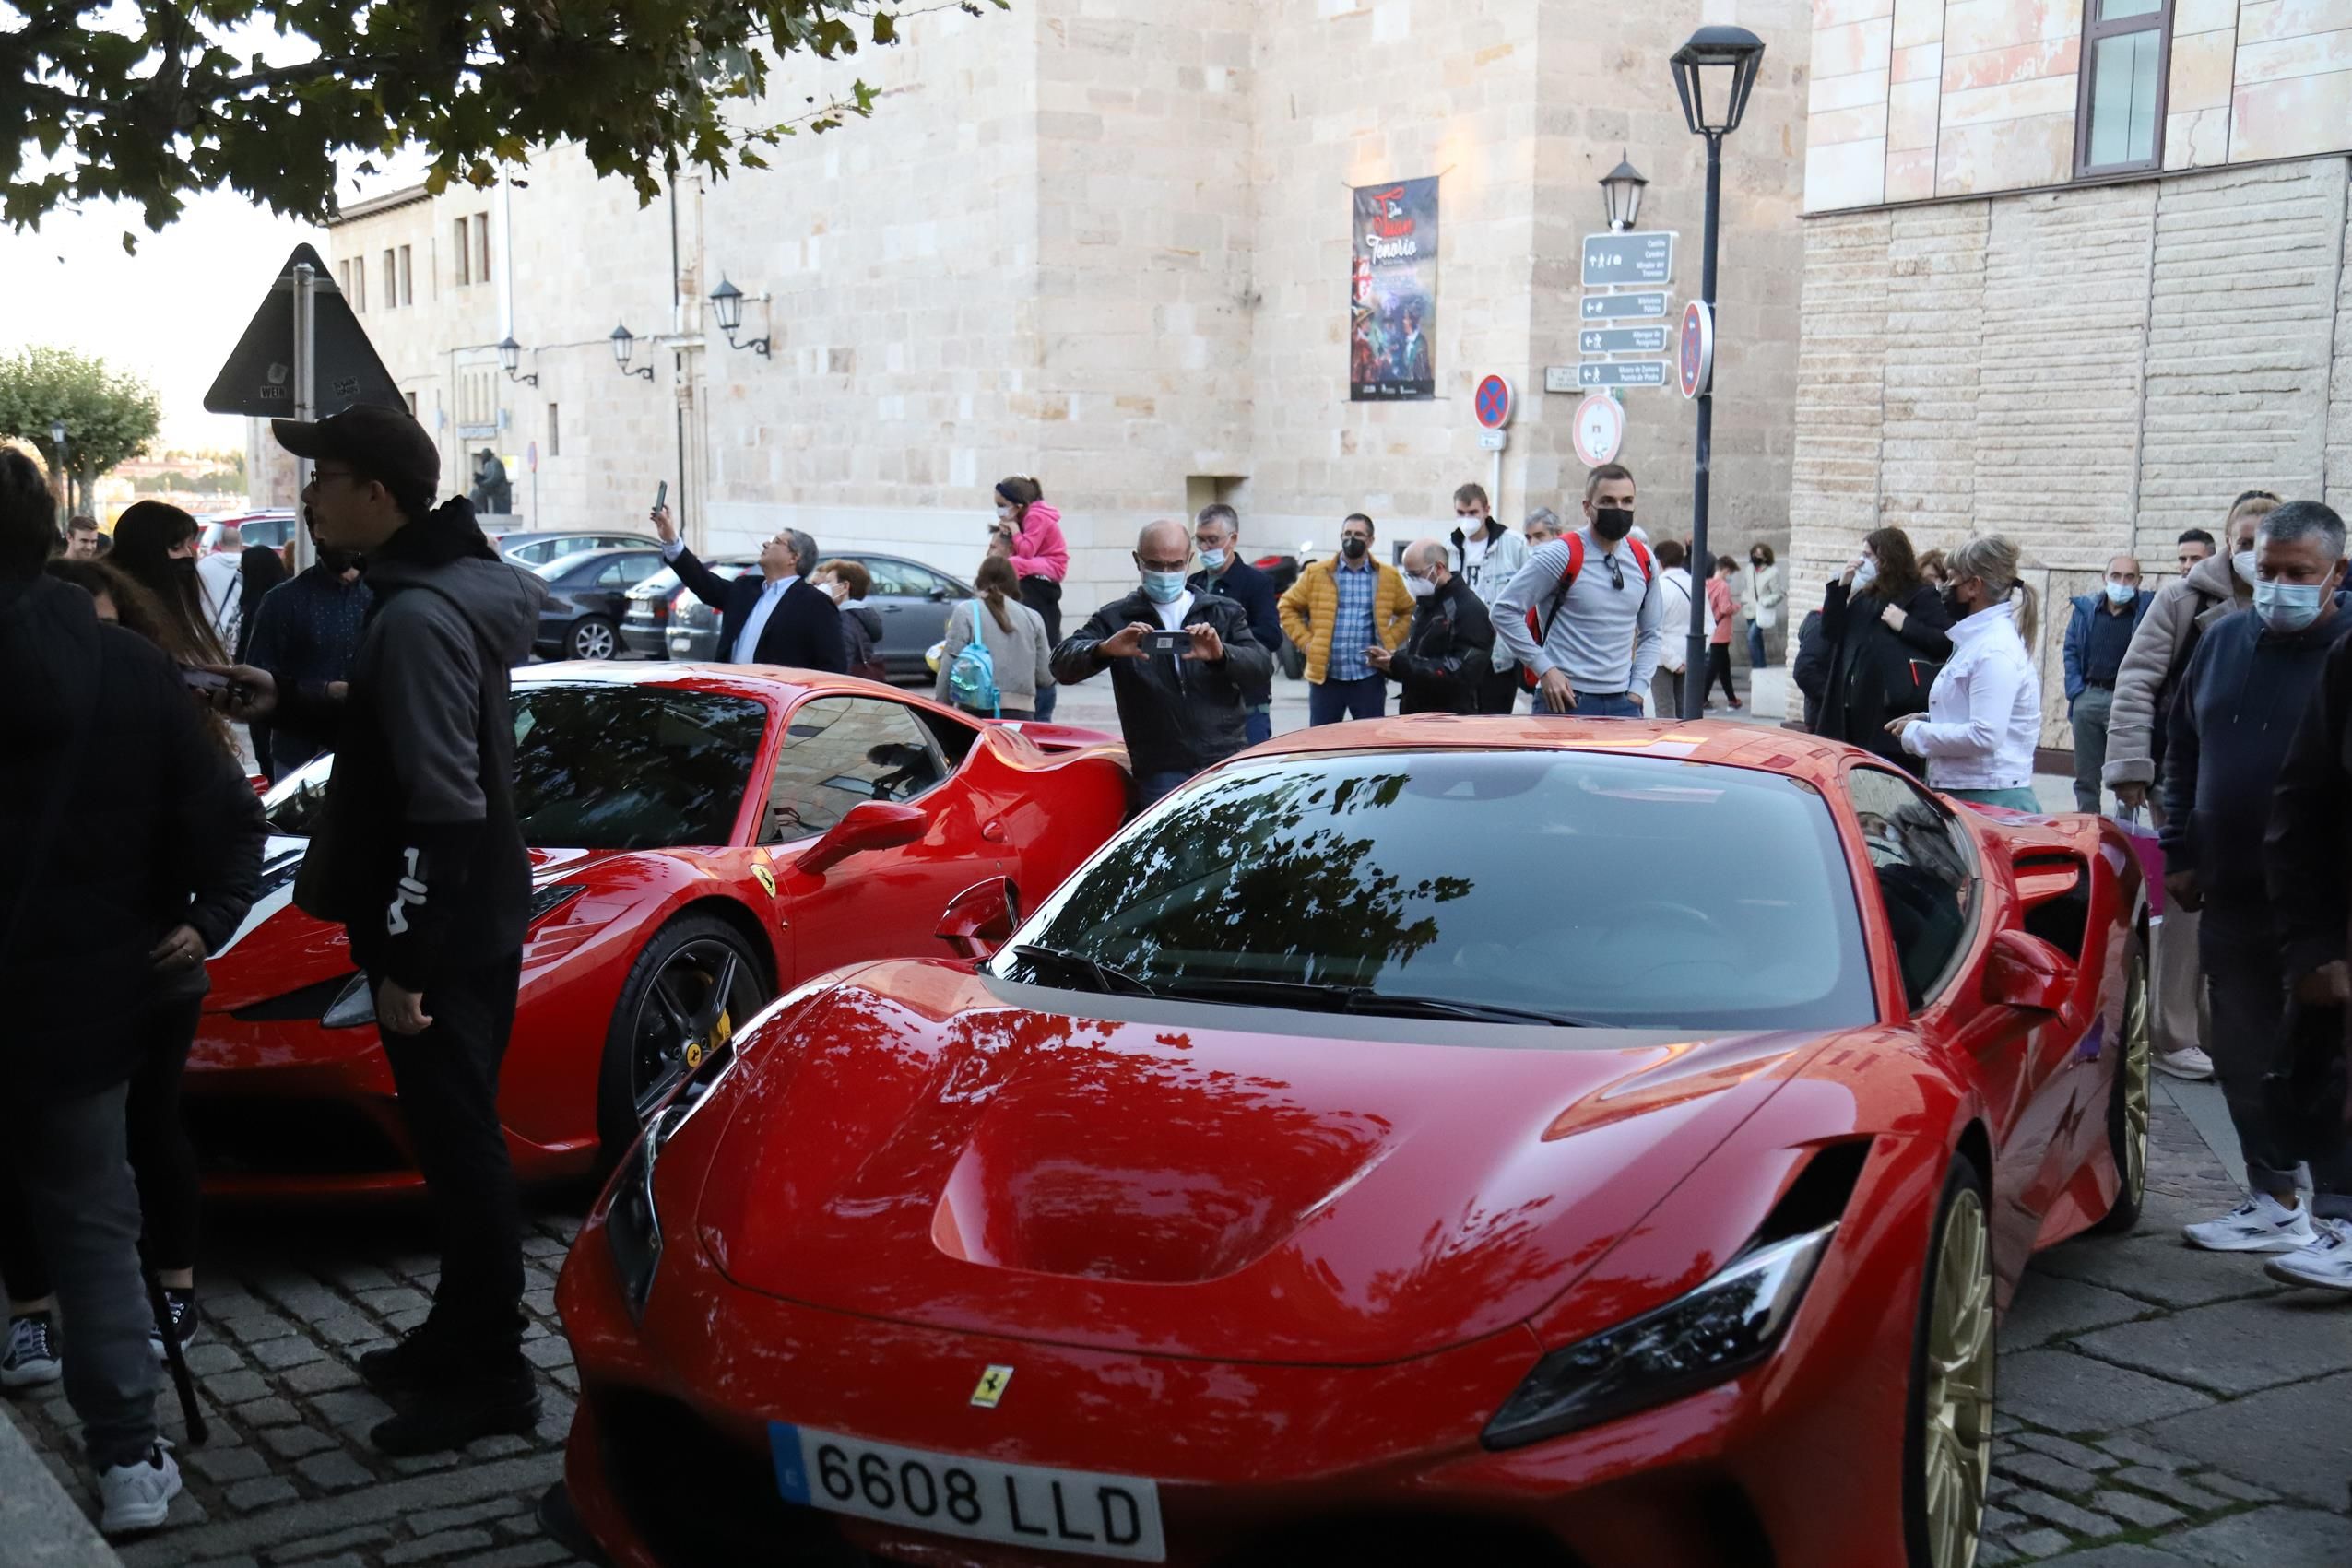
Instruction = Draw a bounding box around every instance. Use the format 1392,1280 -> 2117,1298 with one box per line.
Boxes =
1490,465 -> 1663,718
242,513 -> 373,778
2099,493 -> 2275,1085
1741,542 -> 1782,669
1278,512 -> 1413,725
2061,554 -> 2152,813
989,477 -> 1069,720
108,501 -> 227,669
1814,525 -> 1953,772
1446,484 -> 1530,713
2161,501 -> 2352,1261
1367,538 -> 1493,715
810,560 -> 887,681
1053,520 -> 1271,807
1189,504 -> 1282,744
1884,535 -> 2042,809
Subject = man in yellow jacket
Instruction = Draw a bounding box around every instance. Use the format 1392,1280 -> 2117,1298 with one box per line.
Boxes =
1280,513 -> 1415,725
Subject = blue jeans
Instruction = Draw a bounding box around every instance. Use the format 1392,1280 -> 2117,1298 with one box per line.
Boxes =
1034,683 -> 1058,723
1747,623 -> 1767,669
1309,673 -> 1386,725
1135,769 -> 1192,808
1245,706 -> 1272,746
1540,690 -> 1642,719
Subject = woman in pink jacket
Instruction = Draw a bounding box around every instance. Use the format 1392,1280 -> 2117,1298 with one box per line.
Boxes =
990,476 -> 1069,719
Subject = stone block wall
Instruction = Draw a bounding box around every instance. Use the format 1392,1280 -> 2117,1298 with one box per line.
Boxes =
1789,155 -> 2352,748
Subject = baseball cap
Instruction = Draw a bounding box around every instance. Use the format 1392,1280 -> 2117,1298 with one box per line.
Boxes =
272,405 -> 441,510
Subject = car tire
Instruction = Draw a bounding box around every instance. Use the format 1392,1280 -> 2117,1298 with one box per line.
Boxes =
2091,917 -> 2152,1236
595,914 -> 770,1161
568,617 -> 620,661
1903,1150 -> 1995,1568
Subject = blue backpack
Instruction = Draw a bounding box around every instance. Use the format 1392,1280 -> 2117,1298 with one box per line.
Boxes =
947,606 -> 1001,717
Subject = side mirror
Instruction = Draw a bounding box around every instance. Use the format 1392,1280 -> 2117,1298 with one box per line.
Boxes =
1983,927 -> 2076,1014
798,801 -> 925,877
936,877 -> 1018,960
928,584 -> 952,602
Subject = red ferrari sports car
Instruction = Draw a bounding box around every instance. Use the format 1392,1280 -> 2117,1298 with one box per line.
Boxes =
550,717 -> 2152,1568
186,663 -> 1129,1194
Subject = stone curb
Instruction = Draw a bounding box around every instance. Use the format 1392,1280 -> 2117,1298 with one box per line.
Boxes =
0,1405 -> 122,1568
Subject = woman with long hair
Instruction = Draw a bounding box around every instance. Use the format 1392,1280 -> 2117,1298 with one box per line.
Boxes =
109,501 -> 225,666
231,545 -> 289,773
44,557 -> 238,759
1886,535 -> 2044,810
1815,525 -> 1954,772
935,555 -> 1053,720
987,477 -> 1067,719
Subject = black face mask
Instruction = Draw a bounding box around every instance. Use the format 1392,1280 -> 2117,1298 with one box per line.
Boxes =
167,555 -> 198,582
1592,506 -> 1634,542
1341,536 -> 1369,560
1941,585 -> 1968,619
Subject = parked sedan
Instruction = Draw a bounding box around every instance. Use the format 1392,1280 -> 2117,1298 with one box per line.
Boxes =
195,510 -> 300,556
621,557 -> 757,659
667,552 -> 972,678
533,547 -> 669,661
499,529 -> 663,567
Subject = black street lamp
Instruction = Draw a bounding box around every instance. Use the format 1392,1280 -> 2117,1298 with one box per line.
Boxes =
1668,24 -> 1766,721
707,277 -> 771,358
609,324 -> 655,382
47,417 -> 66,523
1599,154 -> 1649,232
496,336 -> 539,387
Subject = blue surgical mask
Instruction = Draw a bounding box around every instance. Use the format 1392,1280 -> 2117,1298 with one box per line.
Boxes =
1853,558 -> 1879,590
2253,579 -> 2325,633
2103,580 -> 2136,606
1141,569 -> 1188,605
1199,548 -> 1228,570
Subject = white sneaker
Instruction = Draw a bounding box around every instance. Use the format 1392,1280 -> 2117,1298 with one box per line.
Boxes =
2155,1044 -> 2216,1080
2265,1217 -> 2352,1292
2183,1192 -> 2317,1253
97,1439 -> 180,1535
0,1314 -> 60,1390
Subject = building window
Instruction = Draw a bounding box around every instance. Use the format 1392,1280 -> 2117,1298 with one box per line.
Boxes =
398,245 -> 413,305
474,213 -> 490,281
2075,0 -> 2170,176
405,390 -> 419,418
383,249 -> 396,308
353,256 -> 365,312
337,259 -> 349,297
455,218 -> 470,286
547,403 -> 561,457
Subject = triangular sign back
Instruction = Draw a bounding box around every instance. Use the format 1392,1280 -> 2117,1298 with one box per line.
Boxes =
203,243 -> 405,419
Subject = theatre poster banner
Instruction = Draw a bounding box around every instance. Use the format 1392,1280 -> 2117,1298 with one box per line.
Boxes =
1349,176 -> 1438,402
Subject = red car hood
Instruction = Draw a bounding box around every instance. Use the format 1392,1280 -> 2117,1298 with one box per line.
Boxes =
695,961 -> 1829,1365
204,842 -> 631,1012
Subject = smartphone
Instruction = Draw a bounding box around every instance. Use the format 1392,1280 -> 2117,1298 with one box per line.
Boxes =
653,480 -> 668,513
1145,629 -> 1192,654
183,668 -> 230,694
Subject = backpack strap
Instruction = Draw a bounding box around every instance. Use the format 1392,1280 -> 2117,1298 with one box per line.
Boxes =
1625,537 -> 1655,584
1521,535 -> 1586,690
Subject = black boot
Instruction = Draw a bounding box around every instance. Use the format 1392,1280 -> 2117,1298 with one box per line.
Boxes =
370,1362 -> 541,1456
358,1320 -> 466,1397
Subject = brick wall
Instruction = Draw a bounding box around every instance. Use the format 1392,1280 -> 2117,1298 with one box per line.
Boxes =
1790,155 -> 2352,748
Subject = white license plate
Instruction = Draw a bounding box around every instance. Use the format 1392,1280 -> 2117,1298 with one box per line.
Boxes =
771,1422 -> 1165,1562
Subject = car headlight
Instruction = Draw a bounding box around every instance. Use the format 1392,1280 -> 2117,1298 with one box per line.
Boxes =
1482,1223 -> 1838,1450
316,885 -> 583,1031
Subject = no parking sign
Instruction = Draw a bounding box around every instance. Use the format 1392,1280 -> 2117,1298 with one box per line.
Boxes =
1474,373 -> 1514,430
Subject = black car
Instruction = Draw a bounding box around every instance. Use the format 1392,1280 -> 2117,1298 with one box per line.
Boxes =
532,546 -> 668,660
620,556 -> 756,658
665,552 -> 972,678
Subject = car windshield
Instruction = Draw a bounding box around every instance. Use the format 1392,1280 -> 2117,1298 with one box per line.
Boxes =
992,749 -> 1874,1032
264,683 -> 768,849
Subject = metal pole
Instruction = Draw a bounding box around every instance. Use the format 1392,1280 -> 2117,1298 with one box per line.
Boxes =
291,263 -> 317,572
1681,133 -> 1721,722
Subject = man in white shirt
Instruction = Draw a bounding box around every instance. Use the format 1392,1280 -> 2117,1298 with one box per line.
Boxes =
1649,539 -> 1712,717
1447,482 -> 1530,713
649,504 -> 845,671
195,547 -> 245,651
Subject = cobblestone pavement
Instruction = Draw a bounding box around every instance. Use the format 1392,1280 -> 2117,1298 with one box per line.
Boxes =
10,1098 -> 2348,1567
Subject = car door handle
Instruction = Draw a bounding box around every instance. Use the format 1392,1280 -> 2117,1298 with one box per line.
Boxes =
981,819 -> 1008,843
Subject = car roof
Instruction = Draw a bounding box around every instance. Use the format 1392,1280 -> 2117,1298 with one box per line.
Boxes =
503,529 -> 656,543
1230,716 -> 1861,784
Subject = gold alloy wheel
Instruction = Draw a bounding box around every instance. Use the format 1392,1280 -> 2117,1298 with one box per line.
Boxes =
1921,1187 -> 1994,1568
2120,947 -> 2152,1206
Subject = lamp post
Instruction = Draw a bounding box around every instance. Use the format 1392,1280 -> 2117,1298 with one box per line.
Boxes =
496,336 -> 539,387
1599,154 -> 1648,232
1668,25 -> 1766,721
707,277 -> 772,358
48,418 -> 67,524
609,324 -> 655,382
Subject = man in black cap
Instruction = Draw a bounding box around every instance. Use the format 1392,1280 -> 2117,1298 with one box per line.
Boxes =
206,405 -> 550,1453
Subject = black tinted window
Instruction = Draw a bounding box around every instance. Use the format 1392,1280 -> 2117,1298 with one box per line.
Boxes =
264,684 -> 767,849
999,750 -> 1874,1032
1847,766 -> 1978,1008
762,696 -> 947,843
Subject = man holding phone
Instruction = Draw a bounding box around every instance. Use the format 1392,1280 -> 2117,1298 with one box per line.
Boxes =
1051,519 -> 1272,808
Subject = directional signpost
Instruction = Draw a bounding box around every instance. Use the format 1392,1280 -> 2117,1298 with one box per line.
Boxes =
1579,325 -> 1669,355
1580,231 -> 1675,287
1579,291 -> 1672,321
1575,361 -> 1668,388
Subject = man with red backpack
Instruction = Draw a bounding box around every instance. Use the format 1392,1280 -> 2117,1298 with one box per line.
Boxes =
1490,465 -> 1663,717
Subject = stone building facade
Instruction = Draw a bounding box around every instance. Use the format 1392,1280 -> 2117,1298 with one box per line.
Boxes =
1792,0 -> 2352,747
297,0 -> 1814,616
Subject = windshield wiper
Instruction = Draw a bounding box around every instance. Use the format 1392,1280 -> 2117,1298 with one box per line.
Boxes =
1152,975 -> 1590,1028
1008,944 -> 1157,998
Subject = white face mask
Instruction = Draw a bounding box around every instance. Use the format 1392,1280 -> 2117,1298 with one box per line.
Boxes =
1853,557 -> 1879,590
1405,573 -> 1436,600
2233,548 -> 2258,585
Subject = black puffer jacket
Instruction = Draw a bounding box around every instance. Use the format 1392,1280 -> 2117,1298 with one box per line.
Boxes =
1816,580 -> 1954,769
1386,574 -> 1495,714
1,574 -> 266,1102
1051,590 -> 1271,781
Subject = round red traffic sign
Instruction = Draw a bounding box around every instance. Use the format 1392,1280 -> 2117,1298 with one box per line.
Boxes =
1679,301 -> 1714,399
1474,373 -> 1514,430
1572,393 -> 1625,468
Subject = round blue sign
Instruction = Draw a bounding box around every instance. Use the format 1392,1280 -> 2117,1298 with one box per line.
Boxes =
1474,373 -> 1514,430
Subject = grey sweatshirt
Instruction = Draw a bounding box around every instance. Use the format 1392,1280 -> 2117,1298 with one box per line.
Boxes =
1489,526 -> 1664,696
